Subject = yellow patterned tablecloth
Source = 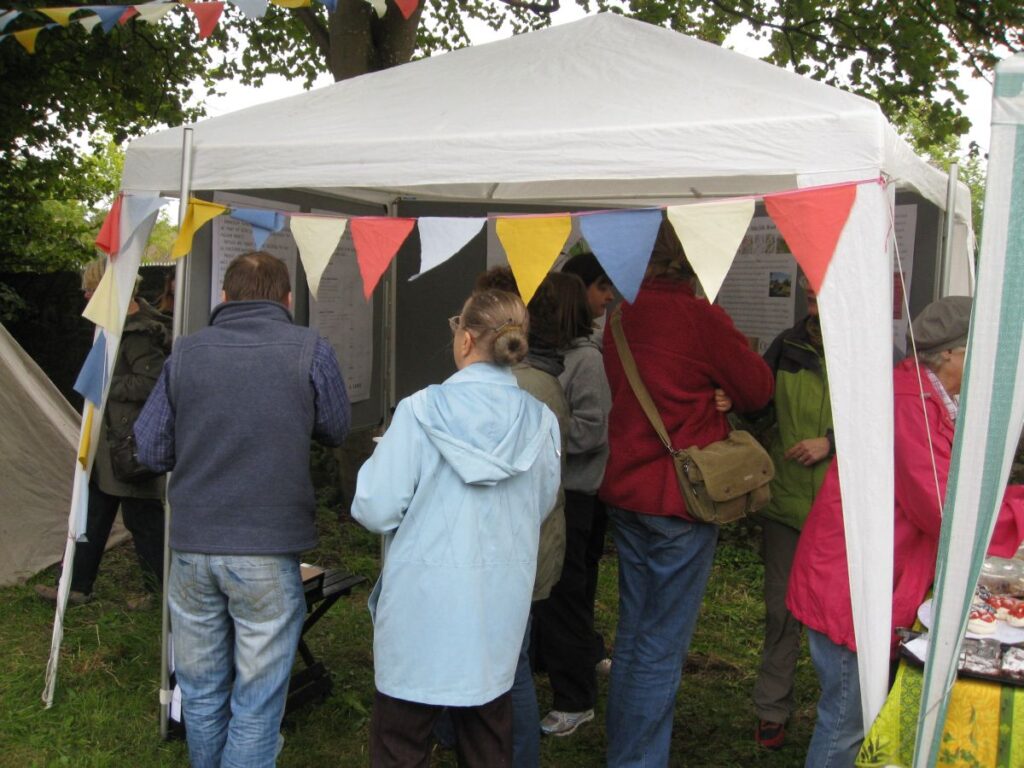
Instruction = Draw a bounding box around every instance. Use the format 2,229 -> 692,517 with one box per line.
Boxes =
857,659 -> 1024,767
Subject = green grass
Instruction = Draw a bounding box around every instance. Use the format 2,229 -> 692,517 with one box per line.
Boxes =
0,513 -> 816,767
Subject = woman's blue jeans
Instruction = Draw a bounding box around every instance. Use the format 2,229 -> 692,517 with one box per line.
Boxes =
605,506 -> 718,767
805,628 -> 864,768
169,551 -> 306,768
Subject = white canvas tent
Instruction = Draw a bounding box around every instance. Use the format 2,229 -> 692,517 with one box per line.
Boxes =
113,12 -> 973,735
0,324 -> 126,587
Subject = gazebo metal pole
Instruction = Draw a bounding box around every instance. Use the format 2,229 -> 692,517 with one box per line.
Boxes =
160,126 -> 194,739
938,161 -> 959,297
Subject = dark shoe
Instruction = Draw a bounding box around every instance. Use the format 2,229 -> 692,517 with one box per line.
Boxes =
755,719 -> 785,750
34,584 -> 92,605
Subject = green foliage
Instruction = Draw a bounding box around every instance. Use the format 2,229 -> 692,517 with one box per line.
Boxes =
893,99 -> 987,232
0,137 -> 125,273
142,215 -> 178,264
0,9 -> 210,273
591,0 -> 1021,147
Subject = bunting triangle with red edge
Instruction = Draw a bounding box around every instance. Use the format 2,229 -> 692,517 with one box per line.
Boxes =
393,0 -> 418,19
95,194 -> 123,256
350,218 -> 416,299
118,6 -> 138,24
186,2 -> 224,38
764,184 -> 857,292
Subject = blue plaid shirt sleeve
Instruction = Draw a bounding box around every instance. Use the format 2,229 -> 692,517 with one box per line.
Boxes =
134,358 -> 176,472
311,337 -> 351,447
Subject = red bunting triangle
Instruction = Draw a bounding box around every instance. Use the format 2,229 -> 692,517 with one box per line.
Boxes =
95,194 -> 123,256
350,217 -> 416,300
118,6 -> 138,24
764,184 -> 857,292
186,2 -> 224,39
393,0 -> 418,19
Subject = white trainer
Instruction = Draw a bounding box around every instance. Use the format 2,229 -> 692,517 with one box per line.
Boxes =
540,709 -> 595,737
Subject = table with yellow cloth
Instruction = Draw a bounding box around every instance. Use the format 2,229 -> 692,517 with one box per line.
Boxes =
857,657 -> 1024,767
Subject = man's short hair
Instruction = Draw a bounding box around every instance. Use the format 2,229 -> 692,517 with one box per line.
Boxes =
223,251 -> 291,304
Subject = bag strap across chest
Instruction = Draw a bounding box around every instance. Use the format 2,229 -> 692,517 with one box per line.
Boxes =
609,306 -> 677,455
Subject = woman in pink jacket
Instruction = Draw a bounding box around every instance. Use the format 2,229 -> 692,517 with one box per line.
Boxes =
786,296 -> 1024,767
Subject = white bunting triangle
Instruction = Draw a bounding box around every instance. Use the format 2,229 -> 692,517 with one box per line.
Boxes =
411,217 -> 485,280
133,1 -> 176,23
121,194 -> 170,253
77,13 -> 102,31
666,199 -> 755,303
368,0 -> 386,18
291,216 -> 347,300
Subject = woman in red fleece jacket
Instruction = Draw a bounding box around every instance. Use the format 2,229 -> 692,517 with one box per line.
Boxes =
787,296 -> 1024,768
600,221 -> 774,767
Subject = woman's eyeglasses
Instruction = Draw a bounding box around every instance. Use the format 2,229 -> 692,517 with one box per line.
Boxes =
448,315 -> 461,334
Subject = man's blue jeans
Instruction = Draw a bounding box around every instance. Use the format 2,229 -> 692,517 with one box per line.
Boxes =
805,628 -> 864,768
605,506 -> 718,768
169,551 -> 305,768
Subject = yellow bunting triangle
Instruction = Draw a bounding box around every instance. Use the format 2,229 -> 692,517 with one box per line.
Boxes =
666,199 -> 755,303
269,0 -> 311,7
14,26 -> 44,53
40,7 -> 77,26
171,198 -> 229,259
291,216 -> 348,300
78,403 -> 94,468
495,216 -> 571,305
82,266 -> 123,335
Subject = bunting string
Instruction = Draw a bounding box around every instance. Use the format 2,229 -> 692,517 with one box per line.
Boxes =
92,177 -> 875,315
0,0 -> 420,50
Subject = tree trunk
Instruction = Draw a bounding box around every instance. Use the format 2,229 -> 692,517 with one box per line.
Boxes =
326,0 -> 426,81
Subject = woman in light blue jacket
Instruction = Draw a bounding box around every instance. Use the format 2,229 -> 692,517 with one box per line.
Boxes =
353,289 -> 562,768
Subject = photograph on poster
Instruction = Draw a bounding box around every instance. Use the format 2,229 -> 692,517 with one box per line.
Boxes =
717,216 -> 797,355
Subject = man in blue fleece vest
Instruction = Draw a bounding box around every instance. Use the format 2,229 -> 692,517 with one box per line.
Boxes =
135,251 -> 350,768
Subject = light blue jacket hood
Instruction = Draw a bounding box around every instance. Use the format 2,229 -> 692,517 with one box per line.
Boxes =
410,363 -> 553,486
351,361 -> 562,707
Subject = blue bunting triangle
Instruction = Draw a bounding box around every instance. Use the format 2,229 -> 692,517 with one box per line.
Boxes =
579,209 -> 663,304
314,0 -> 336,12
229,207 -> 287,249
83,5 -> 127,33
73,331 -> 107,406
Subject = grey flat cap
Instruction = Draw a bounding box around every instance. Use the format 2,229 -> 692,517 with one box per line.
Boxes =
910,296 -> 973,355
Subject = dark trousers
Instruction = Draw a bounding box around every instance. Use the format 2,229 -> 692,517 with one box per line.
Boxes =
68,479 -> 164,595
371,689 -> 511,768
533,490 -> 600,712
585,497 -> 609,662
753,518 -> 802,723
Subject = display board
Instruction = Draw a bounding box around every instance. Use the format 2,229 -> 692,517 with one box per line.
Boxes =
719,203 -> 921,354
184,194 -> 945,426
187,190 -> 385,431
716,215 -> 798,354
892,204 -> 919,356
211,192 -> 299,312
308,213 -> 374,404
